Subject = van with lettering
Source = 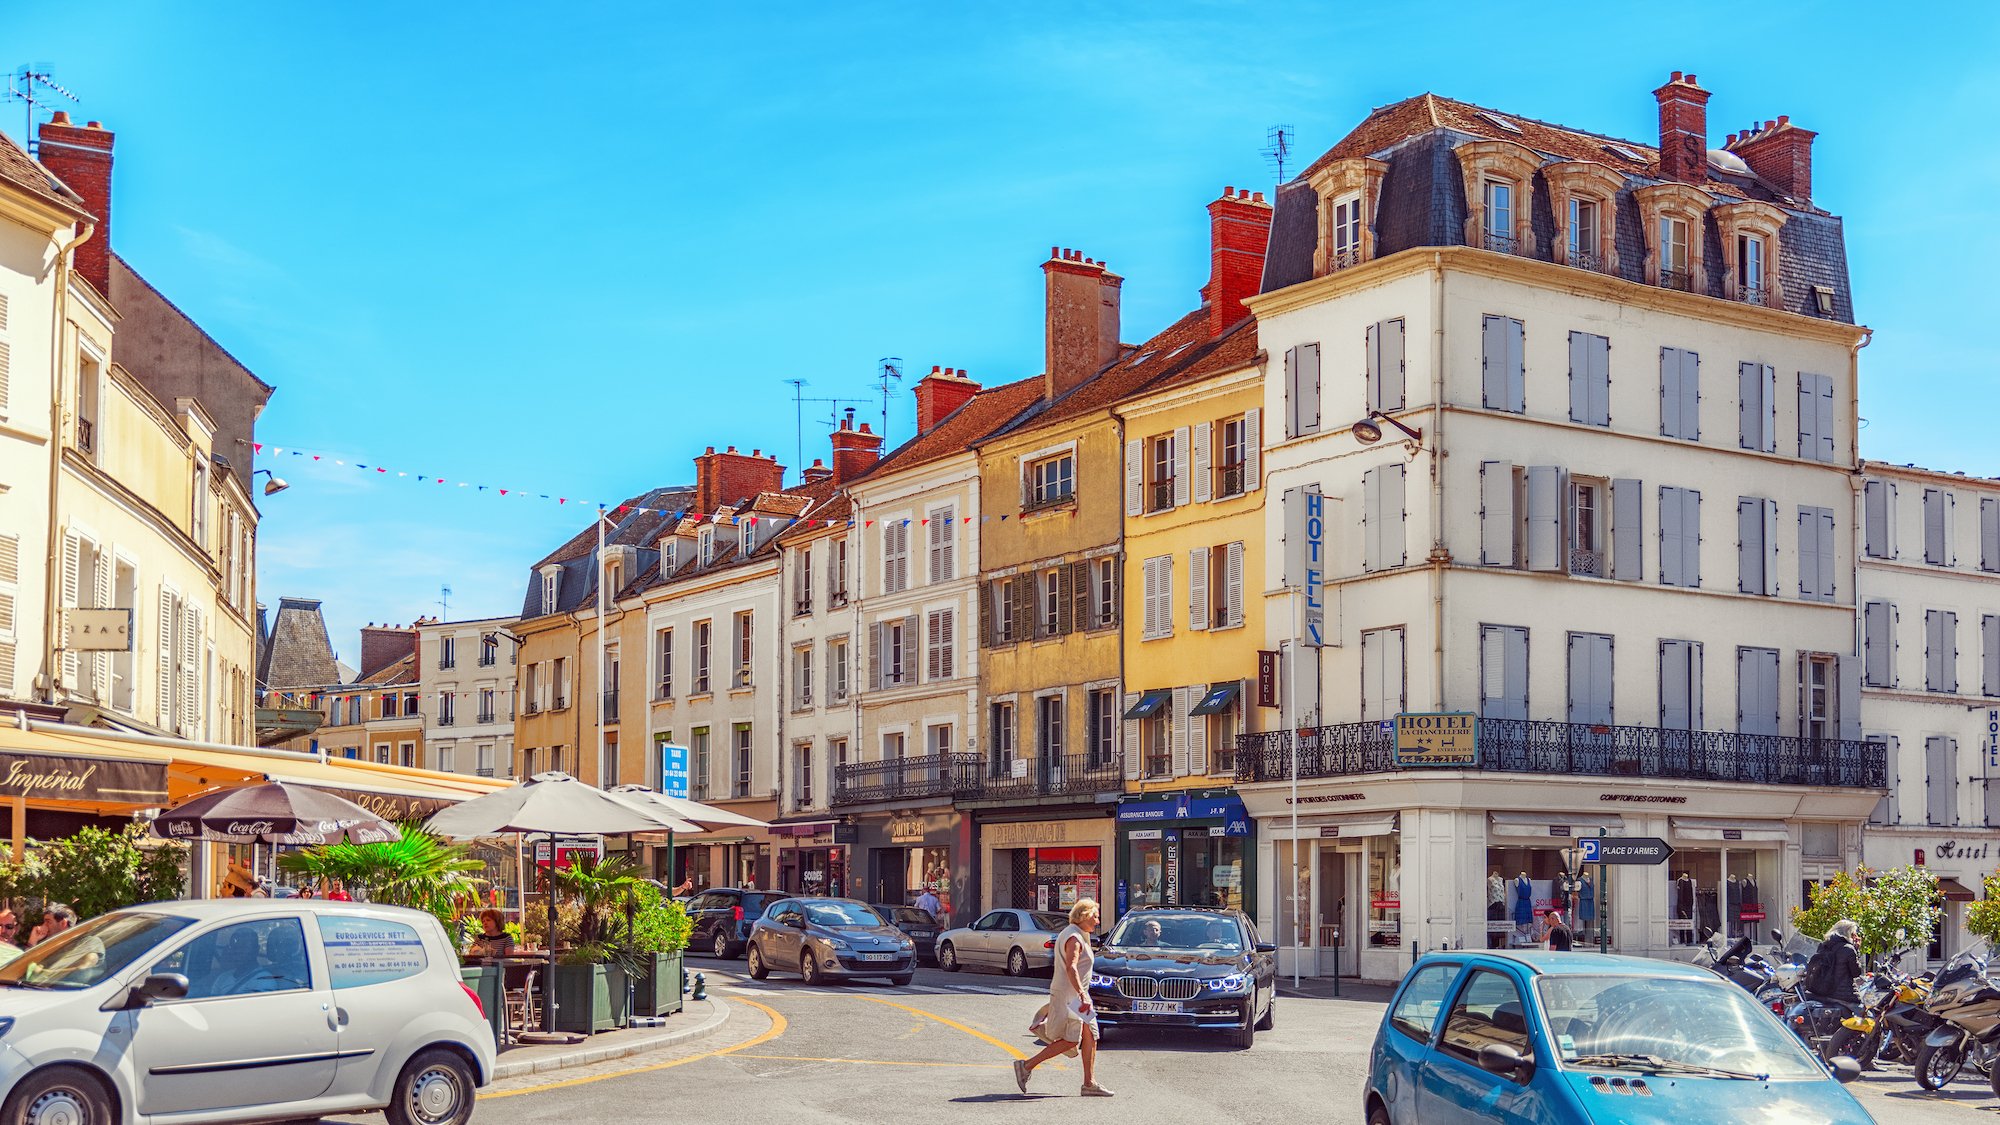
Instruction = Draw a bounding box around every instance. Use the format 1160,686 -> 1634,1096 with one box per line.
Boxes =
0,899 -> 494,1125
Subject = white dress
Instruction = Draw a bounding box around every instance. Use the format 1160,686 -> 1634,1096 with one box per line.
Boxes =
1042,924 -> 1097,1044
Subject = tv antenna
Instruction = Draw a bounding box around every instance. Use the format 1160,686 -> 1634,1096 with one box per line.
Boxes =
439,583 -> 452,621
783,379 -> 868,484
876,357 -> 903,445
1263,124 -> 1295,183
5,66 -> 78,155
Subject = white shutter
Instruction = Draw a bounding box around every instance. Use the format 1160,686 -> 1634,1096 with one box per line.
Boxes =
1366,323 -> 1382,413
1378,319 -> 1406,411
92,546 -> 112,694
1983,498 -> 2000,573
1125,439 -> 1143,516
59,532 -> 79,688
1525,466 -> 1563,572
0,340 -> 9,416
1242,408 -> 1261,492
1660,347 -> 1682,438
868,623 -> 883,690
1172,686 -> 1193,777
1363,468 -> 1382,571
1224,542 -> 1245,628
0,534 -> 17,692
1480,462 -> 1515,566
1189,547 -> 1211,631
178,602 -> 200,733
1158,556 -> 1173,638
1815,374 -> 1836,462
155,588 -> 172,727
1124,693 -> 1142,780
1925,489 -> 1947,565
1387,463 -> 1406,567
1681,489 -> 1702,588
1481,316 -> 1507,409
1985,615 -> 2000,697
1611,479 -> 1641,581
1677,348 -> 1700,440
1172,426 -> 1191,508
1192,421 -> 1212,503
1864,601 -> 1893,687
1761,499 -> 1779,596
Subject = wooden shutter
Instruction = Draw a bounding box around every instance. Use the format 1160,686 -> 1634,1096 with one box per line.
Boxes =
1985,615 -> 2000,697
1567,633 -> 1614,726
1124,693 -> 1142,780
938,609 -> 954,680
1054,566 -> 1075,635
1865,481 -> 1891,559
1676,348 -> 1699,440
1189,547 -> 1211,631
1224,542 -> 1244,628
1737,498 -> 1762,594
1925,489 -> 1947,565
1480,462 -> 1515,566
978,581 -> 993,647
1378,318 -> 1406,411
1188,688 -> 1209,775
1611,478 -> 1641,581
1125,439 -> 1143,516
1172,686 -> 1194,776
1192,421 -> 1212,503
0,339 -> 9,416
1813,374 -> 1835,462
1660,348 -> 1682,438
1482,315 -> 1507,409
1068,560 -> 1090,629
926,612 -> 942,681
1480,625 -> 1528,721
1287,343 -> 1321,437
868,623 -> 883,691
1525,466 -> 1563,572
1011,574 -> 1033,644
92,545 -> 112,692
0,534 -> 16,692
59,531 -> 79,687
1660,639 -> 1700,730
901,614 -> 918,685
1172,426 -> 1191,508
1242,408 -> 1261,491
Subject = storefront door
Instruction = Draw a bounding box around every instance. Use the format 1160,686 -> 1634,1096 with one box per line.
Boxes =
871,847 -> 908,904
1315,848 -> 1356,976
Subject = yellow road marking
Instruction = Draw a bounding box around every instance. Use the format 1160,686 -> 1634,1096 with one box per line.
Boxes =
486,997 -> 787,1098
859,995 -> 1029,1060
733,1054 -> 1008,1069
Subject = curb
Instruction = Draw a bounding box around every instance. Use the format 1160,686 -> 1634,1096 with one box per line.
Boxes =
492,997 -> 732,1078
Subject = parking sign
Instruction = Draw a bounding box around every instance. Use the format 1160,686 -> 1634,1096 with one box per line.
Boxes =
1579,838 -> 1601,864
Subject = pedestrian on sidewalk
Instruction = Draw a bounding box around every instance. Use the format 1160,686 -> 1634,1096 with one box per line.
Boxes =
1544,910 -> 1574,952
1013,897 -> 1112,1098
914,886 -> 941,918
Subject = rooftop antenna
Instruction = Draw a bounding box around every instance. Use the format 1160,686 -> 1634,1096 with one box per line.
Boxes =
6,66 -> 78,155
1263,124 -> 1295,183
439,584 -> 451,622
784,378 -> 868,484
876,357 -> 903,445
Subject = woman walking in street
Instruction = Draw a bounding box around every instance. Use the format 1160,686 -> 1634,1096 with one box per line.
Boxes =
1013,898 -> 1112,1097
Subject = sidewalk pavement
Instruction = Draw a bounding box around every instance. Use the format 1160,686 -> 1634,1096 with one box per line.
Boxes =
491,997 -> 731,1079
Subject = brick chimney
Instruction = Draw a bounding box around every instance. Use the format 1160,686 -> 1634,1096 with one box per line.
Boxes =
36,112 -> 114,295
1043,247 -> 1121,400
913,366 -> 981,434
829,410 -> 883,484
1653,71 -> 1711,185
1730,115 -> 1816,203
694,446 -> 787,514
802,459 -> 833,485
1203,187 -> 1273,338
358,624 -> 417,681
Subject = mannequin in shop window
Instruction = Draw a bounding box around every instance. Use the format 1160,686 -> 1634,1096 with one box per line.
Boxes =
1725,876 -> 1742,939
1673,871 -> 1695,944
1487,868 -> 1507,949
1512,872 -> 1534,945
1575,871 -> 1595,940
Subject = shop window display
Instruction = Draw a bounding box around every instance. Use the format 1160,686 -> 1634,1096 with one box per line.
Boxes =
1367,836 -> 1401,947
1670,849 -> 1777,944
909,845 -> 952,917
1486,847 -> 1601,949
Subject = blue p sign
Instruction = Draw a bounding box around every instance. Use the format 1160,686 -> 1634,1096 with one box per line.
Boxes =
1578,838 -> 1601,864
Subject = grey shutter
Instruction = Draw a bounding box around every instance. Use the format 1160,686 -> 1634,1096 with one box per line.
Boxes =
1984,498 -> 2000,573
1814,374 -> 1835,462
1837,655 -> 1861,740
1762,499 -> 1780,595
1379,319 -> 1405,411
1797,508 -> 1819,602
1386,464 -> 1406,567
1125,439 -> 1143,516
1587,334 -> 1611,426
1797,376 -> 1815,458
1505,317 -> 1525,413
1525,466 -> 1563,572
1659,348 -> 1681,438
1737,648 -> 1780,735
1480,625 -> 1528,721
868,623 -> 882,690
1927,736 -> 1953,824
156,586 -> 174,728
1737,498 -> 1761,594
1738,361 -> 1761,450
1480,462 -> 1516,566
1661,639 -> 1697,730
1814,508 -> 1836,601
1282,487 -> 1305,586
1685,490 -> 1703,588
1864,602 -> 1893,687
1567,633 -> 1614,726
1568,332 -> 1590,424
1945,611 -> 1960,693
1362,468 -> 1381,571
1365,323 -> 1381,412
1865,480 -> 1891,559
1123,693 -> 1141,780
979,582 -> 993,648
1243,408 -> 1261,491
1189,546 -> 1211,631
1482,316 -> 1506,409
1985,614 -> 2000,696
1677,348 -> 1699,440
1192,421 -> 1212,504
1287,344 -> 1321,437
1611,478 -> 1641,581
1662,487 -> 1685,587
1225,542 -> 1244,628
1925,489 -> 1947,565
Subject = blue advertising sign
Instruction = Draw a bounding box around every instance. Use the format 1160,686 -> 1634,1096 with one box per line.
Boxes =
660,743 -> 690,798
1117,796 -> 1248,826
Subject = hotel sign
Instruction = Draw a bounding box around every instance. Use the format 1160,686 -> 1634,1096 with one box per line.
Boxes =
1284,486 -> 1327,647
1393,713 -> 1479,766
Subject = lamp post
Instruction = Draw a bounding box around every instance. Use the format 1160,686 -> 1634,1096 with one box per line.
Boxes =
252,468 -> 289,496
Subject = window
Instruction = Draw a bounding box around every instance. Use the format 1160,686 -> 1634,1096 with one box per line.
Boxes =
1481,316 -> 1524,414
1206,542 -> 1245,629
830,538 -> 849,605
1480,625 -> 1529,721
552,657 -> 568,708
190,457 -> 209,549
1362,464 -> 1407,571
1927,610 -> 1959,694
1924,488 -> 1953,566
437,744 -> 455,772
1482,180 -> 1515,251
480,636 -> 497,666
1798,506 -> 1836,602
379,693 -> 396,719
928,724 -> 952,757
795,743 -> 813,806
476,743 -> 494,777
1141,555 -> 1173,640
1864,601 -> 1897,688
1147,434 -> 1177,513
1659,347 -> 1699,440
1361,627 -> 1406,720
1087,688 -> 1115,770
1205,695 -> 1239,776
1658,216 -> 1691,289
733,724 -> 752,797
1040,569 -> 1062,638
1738,234 -> 1767,304
732,611 -> 754,688
828,637 -> 849,701
1927,736 -> 1958,825
1092,559 -> 1117,629
1143,709 -> 1171,778
439,692 -> 456,725
1797,373 -> 1836,463
1215,416 -> 1248,498
661,539 -> 678,574
75,349 -> 99,456
1028,454 -> 1075,509
404,691 -> 419,717
1737,497 -> 1778,596
991,576 -> 1017,644
1438,970 -> 1533,1075
1658,486 -> 1701,589
882,520 -> 910,593
1284,343 -> 1321,438
1567,198 -> 1600,269
1331,194 -> 1363,268
1738,361 -> 1776,452
691,727 -> 711,800
989,701 -> 1015,777
928,507 -> 955,583
1366,319 -> 1406,413
883,731 -> 906,762
1660,639 -> 1703,731
601,733 -> 620,786
656,627 -> 673,698
1037,694 -> 1064,763
693,621 -> 711,693
698,527 -> 715,566
793,546 -> 812,614
738,519 -> 753,557
1864,480 -> 1895,559
884,619 -> 909,687
926,608 -> 954,680
1567,332 -> 1610,427
437,636 -> 455,670
163,917 -> 314,999
1388,962 -> 1458,1042
1567,632 -> 1615,726
792,645 -> 814,709
832,737 -> 848,776
1569,477 -> 1606,578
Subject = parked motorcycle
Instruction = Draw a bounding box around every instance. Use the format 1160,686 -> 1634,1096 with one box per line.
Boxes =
1823,955 -> 1928,1068
1912,944 -> 2000,1091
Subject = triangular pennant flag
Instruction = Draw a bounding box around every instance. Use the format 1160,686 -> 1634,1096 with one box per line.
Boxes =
253,443 -> 264,452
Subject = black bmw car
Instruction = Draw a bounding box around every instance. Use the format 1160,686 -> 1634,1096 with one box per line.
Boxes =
1086,906 -> 1277,1048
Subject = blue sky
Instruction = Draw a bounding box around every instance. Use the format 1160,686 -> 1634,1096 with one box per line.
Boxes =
6,2 -> 1996,662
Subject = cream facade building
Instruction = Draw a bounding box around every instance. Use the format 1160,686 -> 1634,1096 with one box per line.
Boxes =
419,616 -> 518,778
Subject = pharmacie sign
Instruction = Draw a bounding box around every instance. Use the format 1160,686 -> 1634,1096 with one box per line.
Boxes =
1393,713 -> 1479,766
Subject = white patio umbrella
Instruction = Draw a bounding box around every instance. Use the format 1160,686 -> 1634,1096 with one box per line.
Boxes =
424,772 -> 698,1035
608,786 -> 770,898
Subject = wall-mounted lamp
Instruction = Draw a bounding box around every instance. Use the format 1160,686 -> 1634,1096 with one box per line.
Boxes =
253,468 -> 289,496
1350,410 -> 1424,447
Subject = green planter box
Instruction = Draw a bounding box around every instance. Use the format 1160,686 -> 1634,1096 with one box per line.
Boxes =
607,965 -> 630,1028
634,951 -> 685,1017
550,963 -> 618,1034
458,965 -> 505,1047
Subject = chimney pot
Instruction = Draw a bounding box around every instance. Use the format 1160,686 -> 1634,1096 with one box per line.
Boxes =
50,110 -> 71,125
859,423 -> 872,433
1671,70 -> 1683,82
1252,191 -> 1264,202
1778,114 -> 1791,127
85,120 -> 102,129
1224,185 -> 1234,196
750,448 -> 760,457
1684,74 -> 1696,85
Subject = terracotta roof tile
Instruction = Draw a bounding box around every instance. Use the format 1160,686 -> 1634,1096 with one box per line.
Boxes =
852,376 -> 1044,481
0,130 -> 89,219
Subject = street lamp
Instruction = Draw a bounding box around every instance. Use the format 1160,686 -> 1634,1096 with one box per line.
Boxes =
1349,410 -> 1424,447
253,468 -> 289,496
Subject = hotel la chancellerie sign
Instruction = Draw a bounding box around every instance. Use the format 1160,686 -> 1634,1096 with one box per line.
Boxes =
1393,713 -> 1479,767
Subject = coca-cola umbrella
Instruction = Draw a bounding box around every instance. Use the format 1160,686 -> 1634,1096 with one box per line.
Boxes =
152,781 -> 402,846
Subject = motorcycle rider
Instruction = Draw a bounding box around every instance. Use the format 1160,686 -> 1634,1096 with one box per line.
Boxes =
1808,920 -> 1863,1005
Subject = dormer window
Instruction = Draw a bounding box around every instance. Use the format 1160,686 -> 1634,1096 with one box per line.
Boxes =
1331,195 -> 1363,269
1543,161 -> 1623,275
739,519 -> 754,556
1658,216 -> 1691,287
1567,200 -> 1598,267
1307,157 -> 1388,276
539,565 -> 561,615
661,538 -> 678,573
1455,140 -> 1541,259
1483,180 -> 1514,252
699,527 -> 715,566
1713,200 -> 1787,309
1634,182 -> 1711,294
1738,235 -> 1765,301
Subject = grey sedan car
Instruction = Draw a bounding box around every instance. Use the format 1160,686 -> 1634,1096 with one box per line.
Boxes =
746,898 -> 917,986
936,908 -> 1072,976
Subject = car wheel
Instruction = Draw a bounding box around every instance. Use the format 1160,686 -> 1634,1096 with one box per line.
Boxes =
712,930 -> 733,959
747,943 -> 769,980
888,974 -> 913,986
938,941 -> 960,972
1366,1101 -> 1392,1125
1007,948 -> 1028,977
1234,1004 -> 1257,1049
1255,993 -> 1275,1031
801,951 -> 825,986
383,1048 -> 476,1125
2,1066 -> 115,1125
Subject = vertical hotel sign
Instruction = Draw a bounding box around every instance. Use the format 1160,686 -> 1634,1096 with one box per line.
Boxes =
1285,484 -> 1326,647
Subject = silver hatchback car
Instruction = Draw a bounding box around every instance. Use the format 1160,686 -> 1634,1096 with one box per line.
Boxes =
0,899 -> 495,1125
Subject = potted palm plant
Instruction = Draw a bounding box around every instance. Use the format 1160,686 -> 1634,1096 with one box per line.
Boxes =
550,854 -> 644,1032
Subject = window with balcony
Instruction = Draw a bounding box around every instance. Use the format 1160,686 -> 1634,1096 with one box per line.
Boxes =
1569,477 -> 1606,578
828,636 -> 849,701
928,723 -> 953,758
1714,200 -> 1786,307
1802,655 -> 1837,741
795,742 -> 813,806
1027,453 -> 1075,510
793,546 -> 812,615
75,349 -> 100,458
1147,434 -> 1175,513
439,636 -> 456,670
1738,235 -> 1766,304
439,692 -> 455,726
1308,156 -> 1387,277
1658,217 -> 1691,289
1330,194 -> 1363,269
989,700 -> 1014,778
1142,711 -> 1170,778
1207,705 -> 1238,776
552,657 -> 568,709
1093,560 -> 1117,629
883,619 -> 909,687
1567,199 -> 1599,271
478,688 -> 495,724
479,636 -> 497,666
991,576 -> 1017,643
829,537 -> 849,606
1482,180 -> 1515,253
1215,416 -> 1248,498
475,743 -> 494,777
793,645 -> 813,709
691,727 -> 711,800
1040,569 -> 1061,638
1087,688 -> 1115,770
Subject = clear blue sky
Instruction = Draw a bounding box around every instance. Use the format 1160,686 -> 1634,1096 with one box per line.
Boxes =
5,2 -> 1995,662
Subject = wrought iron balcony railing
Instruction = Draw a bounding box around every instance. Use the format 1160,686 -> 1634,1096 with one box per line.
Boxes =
976,752 -> 1124,801
1235,718 -> 1885,789
601,690 -> 619,724
832,752 -> 982,807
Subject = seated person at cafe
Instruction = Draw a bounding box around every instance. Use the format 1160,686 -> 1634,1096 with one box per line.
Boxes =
468,909 -> 514,957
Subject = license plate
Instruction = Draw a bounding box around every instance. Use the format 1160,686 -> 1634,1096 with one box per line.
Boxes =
1133,1000 -> 1182,1015
862,953 -> 896,961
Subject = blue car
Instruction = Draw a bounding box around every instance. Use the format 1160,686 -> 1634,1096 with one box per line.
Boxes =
1364,951 -> 1873,1125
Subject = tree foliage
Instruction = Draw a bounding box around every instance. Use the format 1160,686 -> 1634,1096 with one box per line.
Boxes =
1965,873 -> 2000,946
1792,865 -> 1941,960
277,821 -> 485,937
0,824 -> 187,925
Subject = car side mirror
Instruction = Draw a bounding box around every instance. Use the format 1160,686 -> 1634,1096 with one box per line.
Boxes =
124,972 -> 189,1008
1255,942 -> 1277,954
1477,1042 -> 1530,1080
1829,1056 -> 1861,1084
1091,935 -> 1105,949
